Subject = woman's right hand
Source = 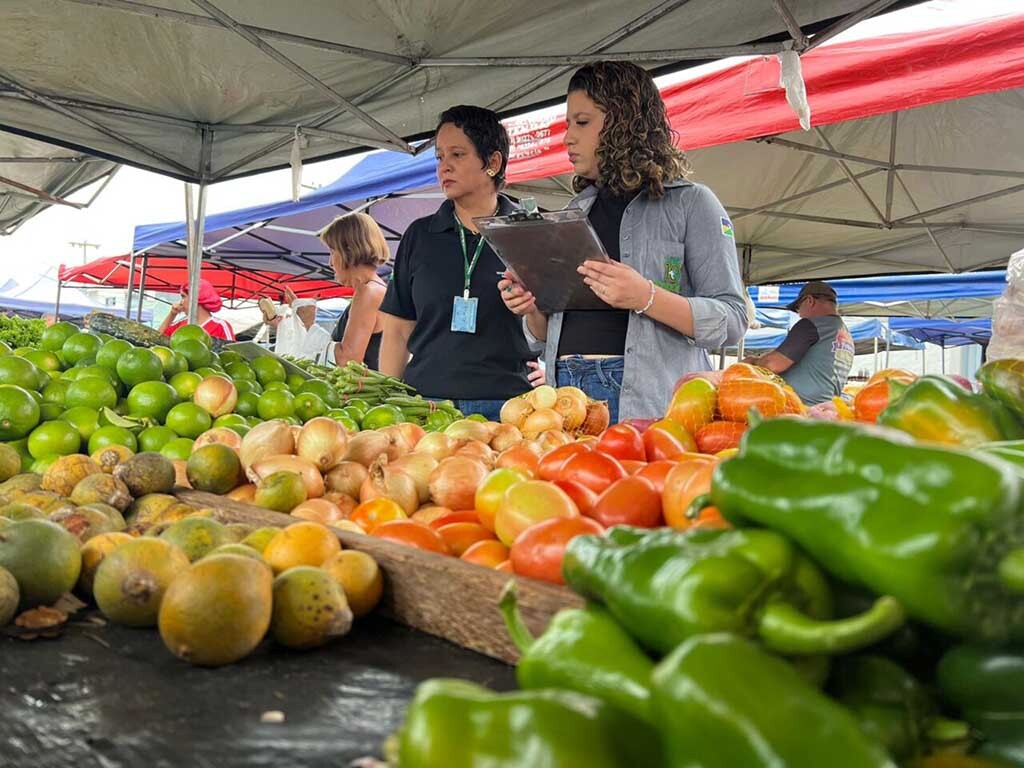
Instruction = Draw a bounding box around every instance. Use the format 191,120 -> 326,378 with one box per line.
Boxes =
498,272 -> 538,317
169,298 -> 186,315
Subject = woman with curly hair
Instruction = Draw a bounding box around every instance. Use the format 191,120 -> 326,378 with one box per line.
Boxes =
500,61 -> 747,422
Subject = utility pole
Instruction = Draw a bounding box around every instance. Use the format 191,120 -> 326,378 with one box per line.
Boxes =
68,240 -> 100,264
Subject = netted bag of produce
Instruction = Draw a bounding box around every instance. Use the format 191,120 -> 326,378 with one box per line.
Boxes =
989,247 -> 1024,360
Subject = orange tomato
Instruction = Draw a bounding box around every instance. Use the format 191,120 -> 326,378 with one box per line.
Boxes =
537,442 -> 592,481
554,479 -> 599,516
853,378 -> 907,423
721,362 -> 769,382
349,497 -> 408,534
460,539 -> 510,568
717,378 -> 787,423
495,443 -> 541,475
436,522 -> 495,556
557,450 -> 627,495
619,459 -> 647,475
695,421 -> 747,454
495,560 -> 513,573
410,506 -> 454,526
373,520 -> 450,555
867,368 -> 917,386
595,423 -> 646,462
665,377 -> 718,434
474,467 -> 530,532
589,475 -> 662,528
510,516 -> 604,584
642,419 -> 697,461
635,460 -> 676,494
662,456 -> 724,529
494,480 -> 579,547
426,509 -> 483,530
782,385 -> 805,415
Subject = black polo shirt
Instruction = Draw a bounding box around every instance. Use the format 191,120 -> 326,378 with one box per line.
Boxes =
380,196 -> 533,400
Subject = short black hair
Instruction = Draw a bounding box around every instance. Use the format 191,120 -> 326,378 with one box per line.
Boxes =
436,105 -> 509,188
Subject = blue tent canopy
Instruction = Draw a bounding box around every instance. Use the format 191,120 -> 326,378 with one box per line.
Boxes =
889,317 -> 992,347
750,271 -> 1004,319
741,317 -> 922,354
0,271 -> 152,321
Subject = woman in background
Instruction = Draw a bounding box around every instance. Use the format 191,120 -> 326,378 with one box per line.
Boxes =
160,277 -> 235,341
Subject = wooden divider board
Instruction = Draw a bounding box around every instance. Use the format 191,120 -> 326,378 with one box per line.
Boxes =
175,488 -> 584,664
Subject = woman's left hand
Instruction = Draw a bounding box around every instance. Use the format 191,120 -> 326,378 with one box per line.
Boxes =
578,260 -> 651,310
526,360 -> 545,388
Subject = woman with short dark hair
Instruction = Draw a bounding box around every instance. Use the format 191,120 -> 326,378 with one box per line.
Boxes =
379,105 -> 536,421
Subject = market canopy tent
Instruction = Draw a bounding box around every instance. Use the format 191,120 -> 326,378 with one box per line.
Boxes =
0,0 -> 913,183
0,133 -> 117,235
750,271 -> 1006,318
890,317 -> 992,346
739,316 -> 923,354
0,268 -> 151,320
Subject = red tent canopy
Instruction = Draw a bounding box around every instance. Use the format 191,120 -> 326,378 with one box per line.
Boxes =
58,254 -> 352,303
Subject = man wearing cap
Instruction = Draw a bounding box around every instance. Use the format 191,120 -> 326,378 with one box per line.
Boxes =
743,280 -> 854,405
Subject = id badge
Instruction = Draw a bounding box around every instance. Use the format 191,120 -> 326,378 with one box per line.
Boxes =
451,295 -> 478,333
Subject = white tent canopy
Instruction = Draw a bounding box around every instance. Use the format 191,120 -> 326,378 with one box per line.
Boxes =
0,133 -> 118,235
0,0 -> 914,183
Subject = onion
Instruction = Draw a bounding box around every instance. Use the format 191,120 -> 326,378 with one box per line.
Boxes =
379,424 -> 415,462
388,422 -> 425,450
290,498 -> 345,525
324,461 -> 368,498
249,454 -> 325,498
297,416 -> 349,472
445,419 -> 491,444
554,391 -> 588,431
500,396 -> 534,428
192,375 -> 238,418
521,407 -> 564,439
580,401 -> 611,436
343,430 -> 390,467
428,456 -> 488,511
322,492 -> 357,519
537,429 -> 572,452
227,483 -> 258,503
360,456 -> 419,515
388,452 -> 438,504
490,423 -> 523,452
415,432 -> 456,462
193,427 -> 243,455
455,440 -> 495,469
528,385 -> 557,410
240,419 -> 295,471
290,424 -> 303,444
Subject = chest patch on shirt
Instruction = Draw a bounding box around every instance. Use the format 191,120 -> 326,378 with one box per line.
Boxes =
657,257 -> 683,292
721,217 -> 734,238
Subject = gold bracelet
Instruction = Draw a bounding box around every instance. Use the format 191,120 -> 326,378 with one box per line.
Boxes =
634,280 -> 656,315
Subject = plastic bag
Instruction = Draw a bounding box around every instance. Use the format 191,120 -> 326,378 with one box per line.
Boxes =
987,248 -> 1024,360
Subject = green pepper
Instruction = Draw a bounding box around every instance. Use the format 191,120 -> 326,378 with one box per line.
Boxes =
937,645 -> 1024,767
878,375 -> 1024,447
978,359 -> 1024,421
389,678 -> 665,768
651,633 -> 897,768
562,525 -> 904,657
499,580 -> 655,724
706,418 -> 1024,644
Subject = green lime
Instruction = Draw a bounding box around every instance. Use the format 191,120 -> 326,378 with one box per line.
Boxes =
95,339 -> 132,372
175,338 -> 213,371
0,385 -> 42,441
47,370 -> 62,383
39,321 -> 79,352
42,380 -> 70,407
6,438 -> 32,472
361,404 -> 402,430
116,347 -> 164,388
226,422 -> 250,437
0,356 -> 47,391
96,333 -> 113,343
234,392 -> 259,418
160,437 -> 194,461
30,454 -> 61,475
59,406 -> 101,441
170,323 -> 213,350
257,389 -> 295,420
61,332 -> 102,366
345,398 -> 371,414
76,365 -> 120,391
251,356 -> 287,386
297,379 -> 340,408
212,413 -> 247,429
138,425 -> 178,453
126,380 -> 179,422
263,381 -> 291,393
467,413 -> 489,423
194,366 -> 221,379
98,406 -> 140,428
23,349 -> 62,373
334,414 -> 359,432
424,410 -> 453,432
88,425 -> 138,454
341,405 -> 366,425
165,402 -> 212,439
27,390 -> 42,405
0,341 -> 10,356
27,420 -> 81,458
39,403 -> 63,422
169,371 -> 203,400
234,379 -> 262,396
64,377 -> 118,411
217,351 -> 245,368
293,392 -> 327,422
151,345 -> 188,378
287,373 -> 306,392
224,361 -> 255,382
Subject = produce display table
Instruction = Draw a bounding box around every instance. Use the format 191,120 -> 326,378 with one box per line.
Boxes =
1,614 -> 515,768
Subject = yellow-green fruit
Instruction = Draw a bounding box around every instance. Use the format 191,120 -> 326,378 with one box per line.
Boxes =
186,443 -> 242,495
113,452 -> 176,497
254,471 -> 307,513
223,523 -> 252,543
50,506 -> 118,543
15,490 -> 75,517
0,443 -> 21,483
322,550 -> 383,618
77,531 -> 133,598
41,454 -> 103,497
125,493 -> 178,529
0,564 -> 19,626
240,527 -> 278,553
91,444 -> 134,474
271,566 -> 352,649
0,503 -> 45,521
93,538 -> 190,626
158,554 -> 273,667
76,502 -> 127,531
206,543 -> 268,565
0,519 -> 82,608
70,473 -> 132,512
0,472 -> 42,499
158,517 -> 231,562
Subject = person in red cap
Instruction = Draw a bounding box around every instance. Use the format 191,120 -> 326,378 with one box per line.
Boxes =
159,278 -> 236,341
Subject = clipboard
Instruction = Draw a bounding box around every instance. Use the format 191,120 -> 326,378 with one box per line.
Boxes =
475,200 -> 611,312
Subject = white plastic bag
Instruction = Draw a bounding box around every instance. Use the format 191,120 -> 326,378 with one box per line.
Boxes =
986,247 -> 1024,360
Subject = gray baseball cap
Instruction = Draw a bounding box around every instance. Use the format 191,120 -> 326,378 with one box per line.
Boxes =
786,280 -> 838,312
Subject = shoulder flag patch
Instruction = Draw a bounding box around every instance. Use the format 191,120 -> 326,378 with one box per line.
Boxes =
721,217 -> 734,238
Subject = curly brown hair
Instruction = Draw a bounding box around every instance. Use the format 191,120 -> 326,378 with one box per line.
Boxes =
568,62 -> 690,199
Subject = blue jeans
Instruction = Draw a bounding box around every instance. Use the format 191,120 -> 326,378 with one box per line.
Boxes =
555,356 -> 624,424
453,399 -> 506,423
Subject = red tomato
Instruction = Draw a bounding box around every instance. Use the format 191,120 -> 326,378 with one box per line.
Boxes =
495,560 -> 513,573
557,450 -> 628,495
695,421 -> 747,454
494,480 -> 580,546
374,520 -> 450,555
595,423 -> 646,462
589,475 -> 663,528
436,522 -> 495,556
510,516 -> 604,584
635,460 -> 676,494
554,479 -> 600,516
495,443 -> 542,475
642,420 -> 697,461
619,460 -> 647,475
537,442 -> 593,481
461,539 -> 510,568
426,509 -> 482,530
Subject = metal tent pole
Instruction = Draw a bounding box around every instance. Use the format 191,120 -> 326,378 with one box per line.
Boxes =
136,255 -> 149,322
54,279 -> 62,321
921,347 -> 927,375
941,341 -> 946,374
885,320 -> 891,369
873,336 -> 878,374
185,183 -> 208,324
124,251 -> 137,318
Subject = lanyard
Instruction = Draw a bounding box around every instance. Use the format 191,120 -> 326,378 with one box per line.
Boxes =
457,220 -> 487,299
